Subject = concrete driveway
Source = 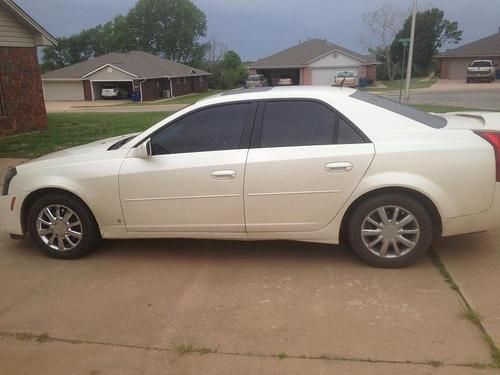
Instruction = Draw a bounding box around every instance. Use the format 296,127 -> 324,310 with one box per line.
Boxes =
1,160 -> 499,374
381,80 -> 500,110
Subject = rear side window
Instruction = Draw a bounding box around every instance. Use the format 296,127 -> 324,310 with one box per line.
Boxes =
151,103 -> 250,155
351,91 -> 447,129
337,118 -> 365,144
259,100 -> 366,148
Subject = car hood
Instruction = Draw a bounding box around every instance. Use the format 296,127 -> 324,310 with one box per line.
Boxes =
16,133 -> 140,172
35,133 -> 140,161
436,112 -> 500,131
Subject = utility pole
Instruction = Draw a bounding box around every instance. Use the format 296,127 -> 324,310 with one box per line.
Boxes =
398,39 -> 409,103
404,0 -> 417,104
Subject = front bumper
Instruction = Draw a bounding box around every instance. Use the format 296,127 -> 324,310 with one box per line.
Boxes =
0,192 -> 27,236
443,183 -> 500,236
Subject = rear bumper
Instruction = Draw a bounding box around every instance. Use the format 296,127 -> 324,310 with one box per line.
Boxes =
442,183 -> 500,236
0,193 -> 26,236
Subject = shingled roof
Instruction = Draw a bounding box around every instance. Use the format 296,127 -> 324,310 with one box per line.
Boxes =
250,39 -> 378,68
436,31 -> 500,58
42,51 -> 210,80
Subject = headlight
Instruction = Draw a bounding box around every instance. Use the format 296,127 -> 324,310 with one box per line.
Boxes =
2,167 -> 17,196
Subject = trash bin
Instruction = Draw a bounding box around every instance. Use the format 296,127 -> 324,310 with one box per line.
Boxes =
131,91 -> 141,102
358,77 -> 368,88
496,69 -> 500,79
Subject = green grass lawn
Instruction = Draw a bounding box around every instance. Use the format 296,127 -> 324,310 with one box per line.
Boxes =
413,104 -> 495,113
364,77 -> 438,92
0,112 -> 172,158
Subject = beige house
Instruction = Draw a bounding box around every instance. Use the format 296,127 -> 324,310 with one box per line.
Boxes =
436,28 -> 500,79
249,39 -> 379,86
42,51 -> 210,101
0,0 -> 56,135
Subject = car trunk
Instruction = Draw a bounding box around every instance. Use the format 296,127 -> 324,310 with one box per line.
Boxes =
437,112 -> 500,131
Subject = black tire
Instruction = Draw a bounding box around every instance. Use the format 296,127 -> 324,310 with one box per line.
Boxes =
27,193 -> 100,259
347,193 -> 433,268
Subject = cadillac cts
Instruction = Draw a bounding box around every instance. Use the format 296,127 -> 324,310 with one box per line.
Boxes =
1,87 -> 499,267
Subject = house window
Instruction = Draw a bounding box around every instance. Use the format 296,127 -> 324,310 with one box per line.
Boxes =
199,76 -> 203,83
177,77 -> 180,84
0,83 -> 5,117
183,77 -> 187,84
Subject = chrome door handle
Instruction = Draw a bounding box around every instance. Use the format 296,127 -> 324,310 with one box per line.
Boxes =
325,162 -> 353,173
211,170 -> 236,180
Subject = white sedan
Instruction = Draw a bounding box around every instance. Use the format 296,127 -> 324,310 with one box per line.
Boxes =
1,87 -> 499,267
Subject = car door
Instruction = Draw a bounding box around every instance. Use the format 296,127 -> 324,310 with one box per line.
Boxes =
119,102 -> 255,233
244,100 -> 375,233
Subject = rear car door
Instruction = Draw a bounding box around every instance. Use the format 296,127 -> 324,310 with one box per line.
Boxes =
244,100 -> 375,232
119,102 -> 256,233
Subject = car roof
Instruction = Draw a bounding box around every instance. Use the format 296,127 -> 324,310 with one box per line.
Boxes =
198,86 -> 357,106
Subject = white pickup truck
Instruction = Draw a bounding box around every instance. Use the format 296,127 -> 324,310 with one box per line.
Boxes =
466,60 -> 496,83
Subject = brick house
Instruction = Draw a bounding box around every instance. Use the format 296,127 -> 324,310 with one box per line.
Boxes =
42,51 -> 210,101
249,39 -> 379,86
0,0 -> 56,136
436,28 -> 500,80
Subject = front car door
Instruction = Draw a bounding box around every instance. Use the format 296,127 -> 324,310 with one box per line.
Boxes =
244,100 -> 375,233
119,102 -> 255,233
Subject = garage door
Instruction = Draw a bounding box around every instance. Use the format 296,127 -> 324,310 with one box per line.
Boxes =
447,58 -> 473,79
43,81 -> 84,101
311,68 -> 359,85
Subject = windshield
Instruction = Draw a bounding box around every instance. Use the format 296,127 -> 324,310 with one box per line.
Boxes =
247,75 -> 262,81
350,91 -> 447,129
337,71 -> 354,78
471,61 -> 492,67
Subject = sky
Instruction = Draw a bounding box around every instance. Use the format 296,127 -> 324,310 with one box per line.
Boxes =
16,0 -> 500,61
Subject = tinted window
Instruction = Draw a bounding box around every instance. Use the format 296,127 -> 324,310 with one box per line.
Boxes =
260,101 -> 338,148
337,118 -> 365,144
471,61 -> 492,67
351,91 -> 447,129
151,103 -> 250,155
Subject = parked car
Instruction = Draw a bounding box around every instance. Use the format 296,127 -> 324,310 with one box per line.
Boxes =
466,60 -> 496,83
276,77 -> 293,86
101,84 -> 130,99
244,74 -> 268,88
1,87 -> 499,267
334,71 -> 358,87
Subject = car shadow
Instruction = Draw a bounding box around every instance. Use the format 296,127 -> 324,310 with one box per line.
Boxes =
90,237 -> 366,267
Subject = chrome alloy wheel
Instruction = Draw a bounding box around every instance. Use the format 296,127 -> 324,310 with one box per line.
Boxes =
36,205 -> 83,252
360,205 -> 420,258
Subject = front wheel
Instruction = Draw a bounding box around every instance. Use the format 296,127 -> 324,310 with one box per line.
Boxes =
27,194 -> 100,259
347,193 -> 433,268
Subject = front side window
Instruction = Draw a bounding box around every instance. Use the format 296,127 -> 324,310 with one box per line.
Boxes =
260,101 -> 338,148
151,103 -> 250,155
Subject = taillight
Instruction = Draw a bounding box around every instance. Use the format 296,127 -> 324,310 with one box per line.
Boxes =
475,130 -> 500,182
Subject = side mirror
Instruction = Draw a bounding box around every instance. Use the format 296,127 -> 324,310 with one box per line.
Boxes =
134,139 -> 152,159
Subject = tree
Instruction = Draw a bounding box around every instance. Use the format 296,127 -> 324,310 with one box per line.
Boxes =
41,0 -> 207,71
204,36 -> 228,72
363,3 -> 403,81
211,50 -> 247,90
391,8 -> 462,75
126,0 -> 207,64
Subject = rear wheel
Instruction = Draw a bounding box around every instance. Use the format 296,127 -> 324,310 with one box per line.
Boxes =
347,193 -> 433,268
27,194 -> 100,259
